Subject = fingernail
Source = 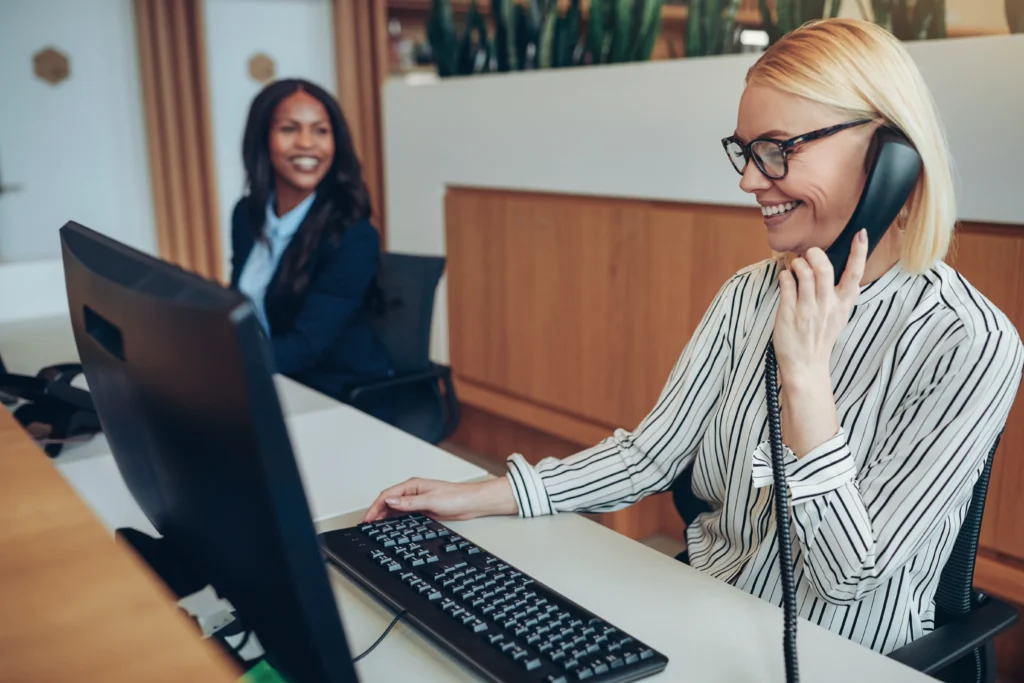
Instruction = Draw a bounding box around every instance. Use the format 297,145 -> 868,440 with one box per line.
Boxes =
385,498 -> 400,506
858,229 -> 867,243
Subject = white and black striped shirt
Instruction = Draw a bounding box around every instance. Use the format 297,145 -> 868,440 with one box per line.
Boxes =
506,257 -> 1024,653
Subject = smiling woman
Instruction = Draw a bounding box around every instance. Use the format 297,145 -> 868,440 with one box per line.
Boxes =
229,79 -> 393,417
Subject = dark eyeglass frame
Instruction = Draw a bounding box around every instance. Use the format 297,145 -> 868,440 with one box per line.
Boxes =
721,118 -> 875,180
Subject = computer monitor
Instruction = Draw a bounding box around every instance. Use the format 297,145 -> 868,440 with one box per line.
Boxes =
59,221 -> 359,683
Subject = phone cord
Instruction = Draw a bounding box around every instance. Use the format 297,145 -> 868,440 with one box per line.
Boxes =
765,340 -> 800,683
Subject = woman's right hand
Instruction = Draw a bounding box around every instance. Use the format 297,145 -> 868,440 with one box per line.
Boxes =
362,476 -> 519,523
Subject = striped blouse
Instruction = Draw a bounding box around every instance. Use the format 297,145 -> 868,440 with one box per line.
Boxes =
505,257 -> 1024,654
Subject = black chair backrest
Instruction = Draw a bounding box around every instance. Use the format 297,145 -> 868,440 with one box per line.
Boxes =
934,433 -> 1001,625
372,253 -> 445,375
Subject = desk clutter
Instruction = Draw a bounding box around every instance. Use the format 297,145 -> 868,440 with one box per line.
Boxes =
322,513 -> 669,683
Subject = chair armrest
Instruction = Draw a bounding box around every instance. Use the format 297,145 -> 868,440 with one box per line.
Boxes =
346,365 -> 449,402
886,595 -> 1018,674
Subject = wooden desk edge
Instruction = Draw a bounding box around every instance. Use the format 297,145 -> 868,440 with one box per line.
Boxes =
0,409 -> 240,683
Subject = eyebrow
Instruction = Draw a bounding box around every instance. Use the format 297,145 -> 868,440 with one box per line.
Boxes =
732,129 -> 792,142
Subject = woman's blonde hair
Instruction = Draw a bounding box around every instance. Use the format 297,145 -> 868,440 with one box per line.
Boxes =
746,18 -> 956,273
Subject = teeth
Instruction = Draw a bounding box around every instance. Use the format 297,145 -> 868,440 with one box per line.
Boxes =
292,156 -> 319,171
761,201 -> 799,217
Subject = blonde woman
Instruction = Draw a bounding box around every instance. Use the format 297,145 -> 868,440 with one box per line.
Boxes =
363,19 -> 1024,653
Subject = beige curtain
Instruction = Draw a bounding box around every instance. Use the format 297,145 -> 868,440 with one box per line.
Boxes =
133,0 -> 223,281
332,0 -> 389,242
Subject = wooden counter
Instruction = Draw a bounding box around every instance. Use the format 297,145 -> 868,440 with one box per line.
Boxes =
0,409 -> 238,683
443,186 -> 1024,603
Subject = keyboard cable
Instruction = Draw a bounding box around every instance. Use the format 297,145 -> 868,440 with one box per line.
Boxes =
352,609 -> 407,663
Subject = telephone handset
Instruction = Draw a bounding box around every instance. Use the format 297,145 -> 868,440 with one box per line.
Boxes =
823,127 -> 923,284
767,126 -> 923,683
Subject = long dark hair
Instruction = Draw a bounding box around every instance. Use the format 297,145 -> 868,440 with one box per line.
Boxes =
240,79 -> 372,296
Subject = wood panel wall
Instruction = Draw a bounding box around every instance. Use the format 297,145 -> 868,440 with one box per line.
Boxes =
443,186 -> 1024,603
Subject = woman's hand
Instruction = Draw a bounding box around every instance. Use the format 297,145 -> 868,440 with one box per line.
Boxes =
773,229 -> 868,380
362,476 -> 518,523
773,229 -> 868,457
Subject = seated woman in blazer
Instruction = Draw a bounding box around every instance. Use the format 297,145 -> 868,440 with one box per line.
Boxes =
230,78 -> 393,410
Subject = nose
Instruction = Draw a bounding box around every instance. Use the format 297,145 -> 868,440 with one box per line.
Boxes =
296,127 -> 314,149
738,156 -> 772,194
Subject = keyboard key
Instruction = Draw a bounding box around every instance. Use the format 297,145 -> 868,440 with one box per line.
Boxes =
523,657 -> 541,671
546,676 -> 568,683
468,619 -> 488,633
427,590 -> 442,601
423,531 -> 437,540
487,633 -> 505,645
640,648 -> 655,660
591,661 -> 609,675
411,558 -> 425,567
623,651 -> 639,665
500,641 -> 516,653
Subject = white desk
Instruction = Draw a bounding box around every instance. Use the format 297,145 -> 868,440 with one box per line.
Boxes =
4,316 -> 931,682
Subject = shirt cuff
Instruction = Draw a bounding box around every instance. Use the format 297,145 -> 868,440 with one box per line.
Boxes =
751,428 -> 856,504
505,453 -> 555,518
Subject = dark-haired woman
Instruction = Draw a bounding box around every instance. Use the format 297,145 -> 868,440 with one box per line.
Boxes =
230,79 -> 393,412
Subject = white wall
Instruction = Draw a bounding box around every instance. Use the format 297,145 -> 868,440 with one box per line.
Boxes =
204,0 -> 336,278
382,34 -> 1024,364
0,0 -> 156,265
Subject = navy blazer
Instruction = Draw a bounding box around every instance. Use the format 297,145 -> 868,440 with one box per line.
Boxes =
229,199 -> 392,401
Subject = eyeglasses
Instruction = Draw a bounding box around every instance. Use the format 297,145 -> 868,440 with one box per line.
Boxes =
721,118 -> 874,180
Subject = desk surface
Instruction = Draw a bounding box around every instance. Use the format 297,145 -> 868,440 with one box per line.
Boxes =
0,409 -> 239,683
2,315 -> 932,682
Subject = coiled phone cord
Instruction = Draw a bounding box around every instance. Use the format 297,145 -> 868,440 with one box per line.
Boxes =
765,340 -> 800,683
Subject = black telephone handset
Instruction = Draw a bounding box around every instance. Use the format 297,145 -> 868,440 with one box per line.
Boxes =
824,127 -> 923,284
767,127 -> 922,683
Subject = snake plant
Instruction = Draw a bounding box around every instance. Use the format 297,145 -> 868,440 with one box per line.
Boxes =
760,0 -> 842,45
872,0 -> 946,40
686,0 -> 743,56
430,0 -> 662,77
588,0 -> 665,63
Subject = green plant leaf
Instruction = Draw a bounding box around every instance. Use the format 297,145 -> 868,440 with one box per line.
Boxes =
631,0 -> 663,60
554,0 -> 583,67
492,0 -> 517,71
760,0 -> 779,44
538,1 -> 558,68
610,0 -> 634,62
587,0 -> 611,63
428,0 -> 458,76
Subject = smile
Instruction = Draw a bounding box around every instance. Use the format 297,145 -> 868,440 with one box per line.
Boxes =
761,201 -> 802,217
289,156 -> 321,172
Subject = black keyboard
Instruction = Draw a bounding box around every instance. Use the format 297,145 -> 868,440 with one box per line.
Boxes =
320,513 -> 668,682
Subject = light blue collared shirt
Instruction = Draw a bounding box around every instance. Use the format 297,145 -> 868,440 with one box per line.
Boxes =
238,192 -> 316,333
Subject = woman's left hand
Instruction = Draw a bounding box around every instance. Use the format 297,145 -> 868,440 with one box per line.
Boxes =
773,229 -> 868,380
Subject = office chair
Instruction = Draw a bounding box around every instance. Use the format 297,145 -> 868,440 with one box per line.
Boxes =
343,253 -> 460,445
669,433 -> 1017,683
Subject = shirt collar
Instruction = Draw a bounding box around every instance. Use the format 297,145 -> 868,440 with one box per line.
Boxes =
265,191 -> 316,241
855,261 -> 916,306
